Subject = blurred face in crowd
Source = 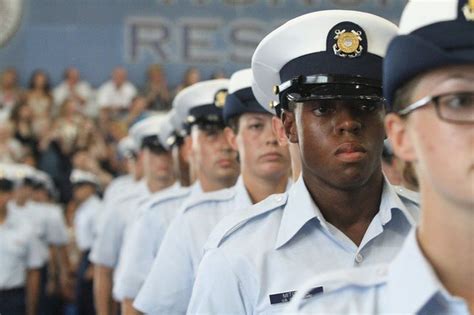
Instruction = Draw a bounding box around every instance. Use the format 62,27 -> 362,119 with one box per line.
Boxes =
112,67 -> 127,87
226,113 -> 290,181
1,68 -> 17,89
386,65 -> 474,210
283,99 -> 385,190
190,124 -> 239,185
72,183 -> 96,203
32,188 -> 50,203
148,65 -> 165,84
32,71 -> 49,90
14,184 -> 34,205
0,122 -> 13,142
184,67 -> 201,86
142,147 -> 175,184
66,67 -> 80,85
0,187 -> 13,210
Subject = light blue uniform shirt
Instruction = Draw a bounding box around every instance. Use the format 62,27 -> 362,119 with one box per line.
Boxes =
102,174 -> 135,206
8,200 -> 67,260
134,177 -> 257,314
89,180 -> 151,267
287,230 -> 470,314
187,176 -> 419,315
0,210 -> 45,289
112,182 -> 200,301
74,195 -> 102,251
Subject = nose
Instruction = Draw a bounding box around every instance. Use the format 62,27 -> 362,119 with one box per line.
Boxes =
334,108 -> 362,135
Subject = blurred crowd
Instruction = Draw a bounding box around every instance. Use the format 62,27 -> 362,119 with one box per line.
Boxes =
0,65 -> 225,203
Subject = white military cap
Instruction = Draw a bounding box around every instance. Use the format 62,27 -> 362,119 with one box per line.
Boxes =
128,113 -> 173,151
172,79 -> 229,132
223,69 -> 269,123
70,169 -> 100,187
117,136 -> 137,159
31,169 -> 58,198
0,163 -> 37,187
252,10 -> 398,112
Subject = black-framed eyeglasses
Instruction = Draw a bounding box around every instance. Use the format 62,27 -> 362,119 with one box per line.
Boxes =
398,92 -> 474,124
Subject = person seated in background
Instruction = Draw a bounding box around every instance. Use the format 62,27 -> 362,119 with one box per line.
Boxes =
53,67 -> 93,115
142,64 -> 171,112
125,95 -> 152,127
0,119 -> 24,163
0,67 -> 24,120
9,101 -> 39,159
96,67 -> 137,127
25,70 -> 54,137
173,66 -> 201,96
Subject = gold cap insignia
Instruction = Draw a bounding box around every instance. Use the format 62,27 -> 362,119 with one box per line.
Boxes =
463,0 -> 474,21
214,90 -> 228,108
273,85 -> 280,95
333,29 -> 363,58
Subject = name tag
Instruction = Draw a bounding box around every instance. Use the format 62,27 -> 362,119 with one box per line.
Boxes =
269,286 -> 323,305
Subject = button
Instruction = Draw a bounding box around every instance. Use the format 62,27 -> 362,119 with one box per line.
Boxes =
355,253 -> 363,264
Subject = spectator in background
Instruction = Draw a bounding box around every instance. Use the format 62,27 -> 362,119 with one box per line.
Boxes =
210,68 -> 227,79
0,120 -> 24,163
96,67 -> 137,133
9,102 -> 38,158
142,64 -> 171,112
0,68 -> 24,120
125,95 -> 151,127
26,70 -> 54,137
53,67 -> 93,114
96,67 -> 136,120
173,66 -> 201,95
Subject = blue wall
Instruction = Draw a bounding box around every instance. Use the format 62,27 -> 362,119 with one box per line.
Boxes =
0,0 -> 407,89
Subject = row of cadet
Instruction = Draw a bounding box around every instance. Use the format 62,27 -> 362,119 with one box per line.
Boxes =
2,0 -> 473,314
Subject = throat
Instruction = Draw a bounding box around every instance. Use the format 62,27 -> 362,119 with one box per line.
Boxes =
304,173 -> 384,246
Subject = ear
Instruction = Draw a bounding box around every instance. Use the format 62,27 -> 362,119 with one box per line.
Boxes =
181,136 -> 193,163
224,127 -> 238,151
281,110 -> 298,144
384,113 -> 416,163
271,116 -> 288,146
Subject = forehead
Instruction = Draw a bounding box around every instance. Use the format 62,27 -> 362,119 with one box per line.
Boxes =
240,112 -> 272,121
413,64 -> 474,96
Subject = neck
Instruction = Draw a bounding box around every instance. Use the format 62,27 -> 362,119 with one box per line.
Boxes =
417,186 -> 474,309
198,174 -> 235,193
242,171 -> 288,204
15,196 -> 28,207
0,205 -> 7,224
147,177 -> 174,193
304,169 -> 384,246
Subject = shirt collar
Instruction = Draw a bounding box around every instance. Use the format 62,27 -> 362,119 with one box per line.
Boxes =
377,178 -> 417,227
234,176 -> 253,207
386,230 -> 460,312
274,176 -> 320,250
274,177 -> 416,250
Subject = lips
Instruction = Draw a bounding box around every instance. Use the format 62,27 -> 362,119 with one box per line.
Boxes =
260,152 -> 283,162
334,142 -> 368,162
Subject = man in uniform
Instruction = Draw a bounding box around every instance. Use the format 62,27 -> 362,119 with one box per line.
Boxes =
287,0 -> 474,313
113,79 -> 240,315
0,164 -> 45,315
132,68 -> 291,314
91,113 -> 176,315
188,10 -> 419,314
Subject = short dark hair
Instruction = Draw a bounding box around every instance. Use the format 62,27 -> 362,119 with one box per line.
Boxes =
227,115 -> 241,134
391,74 -> 423,113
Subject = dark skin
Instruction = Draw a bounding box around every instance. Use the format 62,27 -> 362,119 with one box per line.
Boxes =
282,99 -> 385,245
